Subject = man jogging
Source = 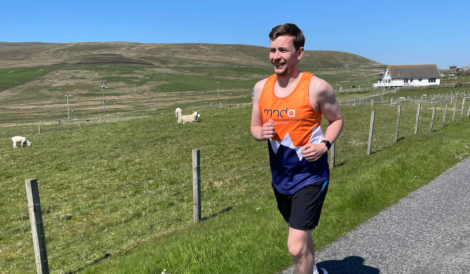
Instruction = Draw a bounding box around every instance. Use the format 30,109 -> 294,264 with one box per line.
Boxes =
251,23 -> 343,274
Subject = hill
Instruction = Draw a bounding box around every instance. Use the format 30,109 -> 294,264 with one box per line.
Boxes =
0,42 -> 381,69
0,42 -> 383,125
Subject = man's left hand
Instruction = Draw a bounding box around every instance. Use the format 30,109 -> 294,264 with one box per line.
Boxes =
301,143 -> 328,162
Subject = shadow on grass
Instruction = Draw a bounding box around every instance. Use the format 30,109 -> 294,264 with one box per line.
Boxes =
370,149 -> 382,155
335,162 -> 346,167
66,253 -> 111,274
317,256 -> 380,274
201,207 -> 232,221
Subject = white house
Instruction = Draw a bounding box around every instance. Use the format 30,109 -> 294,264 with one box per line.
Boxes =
373,64 -> 441,88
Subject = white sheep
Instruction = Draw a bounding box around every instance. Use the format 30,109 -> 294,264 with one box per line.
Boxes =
178,112 -> 198,124
11,136 -> 32,148
175,108 -> 182,118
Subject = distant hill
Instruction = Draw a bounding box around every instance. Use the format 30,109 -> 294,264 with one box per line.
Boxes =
0,42 -> 381,69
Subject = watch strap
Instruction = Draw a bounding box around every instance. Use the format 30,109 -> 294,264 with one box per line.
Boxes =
321,140 -> 331,150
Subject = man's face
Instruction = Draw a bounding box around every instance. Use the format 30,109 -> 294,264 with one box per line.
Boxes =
269,35 -> 303,76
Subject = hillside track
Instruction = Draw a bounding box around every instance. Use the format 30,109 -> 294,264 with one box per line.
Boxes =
280,156 -> 470,274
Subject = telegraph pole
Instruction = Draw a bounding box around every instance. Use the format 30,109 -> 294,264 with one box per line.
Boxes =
64,95 -> 72,120
101,82 -> 107,113
216,81 -> 221,100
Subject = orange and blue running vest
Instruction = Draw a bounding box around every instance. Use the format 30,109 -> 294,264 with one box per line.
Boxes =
259,72 -> 329,195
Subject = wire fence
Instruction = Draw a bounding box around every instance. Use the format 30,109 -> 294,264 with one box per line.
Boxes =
337,89 -> 469,107
1,89 -> 470,273
3,88 -> 469,142
0,102 -> 254,141
0,155 -> 271,274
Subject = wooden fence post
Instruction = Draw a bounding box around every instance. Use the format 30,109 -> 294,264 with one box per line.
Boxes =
395,105 -> 401,143
467,105 -> 470,118
452,102 -> 456,122
371,99 -> 374,107
430,105 -> 436,132
442,104 -> 448,128
25,178 -> 49,274
414,103 -> 421,134
460,98 -> 465,119
367,111 -> 375,155
192,149 -> 201,224
391,97 -> 393,106
329,142 -> 336,168
38,125 -> 41,135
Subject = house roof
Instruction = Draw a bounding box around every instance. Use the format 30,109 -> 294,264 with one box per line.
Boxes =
388,64 -> 441,79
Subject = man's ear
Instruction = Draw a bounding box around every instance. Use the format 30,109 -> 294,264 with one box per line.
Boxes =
297,47 -> 304,61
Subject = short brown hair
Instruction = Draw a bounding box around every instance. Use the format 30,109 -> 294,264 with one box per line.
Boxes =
269,23 -> 305,51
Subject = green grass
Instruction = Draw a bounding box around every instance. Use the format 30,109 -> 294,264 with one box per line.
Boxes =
79,113 -> 470,274
0,67 -> 53,92
1,97 -> 470,273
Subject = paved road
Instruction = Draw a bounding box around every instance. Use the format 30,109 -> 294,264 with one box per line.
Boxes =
280,157 -> 470,274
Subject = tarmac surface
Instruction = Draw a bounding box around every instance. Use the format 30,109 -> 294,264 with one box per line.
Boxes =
280,157 -> 470,274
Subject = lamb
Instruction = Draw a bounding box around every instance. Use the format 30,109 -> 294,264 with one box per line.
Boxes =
178,112 -> 199,124
11,136 -> 32,148
175,108 -> 182,118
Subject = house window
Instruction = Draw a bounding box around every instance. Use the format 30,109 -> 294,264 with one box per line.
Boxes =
429,78 -> 436,83
419,79 -> 422,82
410,79 -> 413,82
404,79 -> 409,83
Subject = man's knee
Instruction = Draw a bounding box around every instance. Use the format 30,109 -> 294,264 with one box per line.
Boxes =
288,242 -> 304,259
287,230 -> 311,258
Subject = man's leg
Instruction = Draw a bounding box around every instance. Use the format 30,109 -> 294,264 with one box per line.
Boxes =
288,227 -> 315,274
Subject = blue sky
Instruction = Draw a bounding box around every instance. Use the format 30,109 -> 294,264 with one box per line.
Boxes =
1,0 -> 469,68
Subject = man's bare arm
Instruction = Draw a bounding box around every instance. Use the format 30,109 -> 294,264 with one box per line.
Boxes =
302,78 -> 343,161
316,79 -> 343,145
251,79 -> 274,141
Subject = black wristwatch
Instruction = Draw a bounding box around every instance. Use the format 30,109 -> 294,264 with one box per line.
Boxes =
321,140 -> 331,150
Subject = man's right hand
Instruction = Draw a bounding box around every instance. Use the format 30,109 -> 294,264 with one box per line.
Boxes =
260,119 -> 275,140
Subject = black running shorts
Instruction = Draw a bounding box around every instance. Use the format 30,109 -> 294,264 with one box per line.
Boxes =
273,180 -> 329,231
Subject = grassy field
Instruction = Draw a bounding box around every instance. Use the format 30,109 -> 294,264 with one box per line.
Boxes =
1,93 -> 470,273
2,61 -> 466,127
0,63 -> 384,125
81,118 -> 470,274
